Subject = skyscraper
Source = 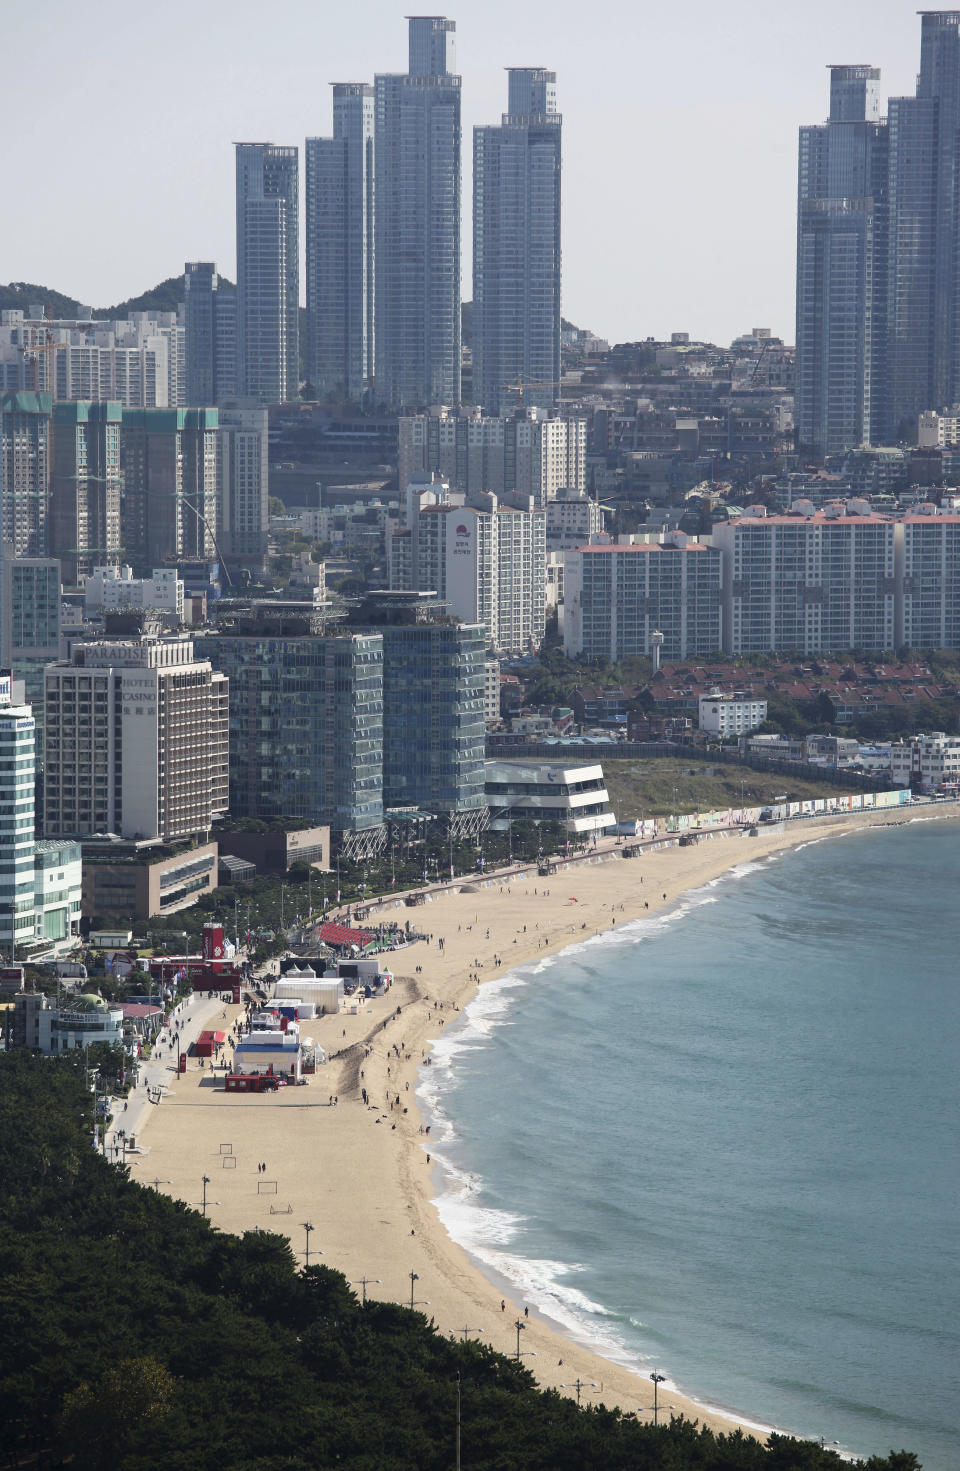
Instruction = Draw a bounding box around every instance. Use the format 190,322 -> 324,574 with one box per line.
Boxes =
375,17 -> 461,409
235,143 -> 299,405
49,400 -> 123,585
305,84 -> 375,400
120,408 -> 220,574
218,403 -> 269,563
473,68 -> 562,415
183,262 -> 237,405
795,66 -> 887,457
886,12 -> 960,439
0,391 -> 52,556
44,634 -> 229,844
0,673 -> 36,962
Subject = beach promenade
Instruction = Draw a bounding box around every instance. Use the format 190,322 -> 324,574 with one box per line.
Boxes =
134,807 -> 924,1436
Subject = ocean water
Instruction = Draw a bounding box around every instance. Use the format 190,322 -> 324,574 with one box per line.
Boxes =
417,820 -> 960,1469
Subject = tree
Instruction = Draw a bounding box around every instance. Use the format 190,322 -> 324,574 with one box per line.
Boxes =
58,1356 -> 175,1465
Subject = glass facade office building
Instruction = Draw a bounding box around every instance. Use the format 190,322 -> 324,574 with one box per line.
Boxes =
381,621 -> 486,816
198,629 -> 384,836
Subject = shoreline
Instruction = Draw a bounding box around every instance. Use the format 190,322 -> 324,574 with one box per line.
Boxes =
134,807 -> 951,1446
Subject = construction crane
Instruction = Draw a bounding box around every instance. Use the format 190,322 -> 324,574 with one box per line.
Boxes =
17,336 -> 67,397
500,373 -> 566,408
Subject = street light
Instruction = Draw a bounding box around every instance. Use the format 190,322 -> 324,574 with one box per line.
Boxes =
201,1174 -> 211,1217
649,1371 -> 667,1426
560,1377 -> 598,1407
408,1271 -> 430,1310
513,1318 -> 536,1363
302,1221 -> 324,1268
350,1275 -> 382,1305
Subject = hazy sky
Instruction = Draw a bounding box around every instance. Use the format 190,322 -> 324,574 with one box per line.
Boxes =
4,0 -> 918,345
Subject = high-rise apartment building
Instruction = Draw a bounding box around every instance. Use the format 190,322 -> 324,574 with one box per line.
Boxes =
795,66 -> 887,456
399,407 -> 586,506
887,12 -> 960,439
473,68 -> 562,415
0,542 -> 60,760
197,613 -> 385,850
563,539 -> 722,662
713,511 -> 897,655
409,491 -> 546,655
44,634 -> 228,844
183,262 -> 238,405
898,510 -> 960,650
799,15 -> 960,451
49,400 -> 122,585
120,408 -> 220,574
1,391 -> 52,557
375,17 -> 461,409
0,673 -> 37,961
0,313 -> 183,409
306,84 -> 375,400
217,403 -> 268,562
235,143 -> 300,405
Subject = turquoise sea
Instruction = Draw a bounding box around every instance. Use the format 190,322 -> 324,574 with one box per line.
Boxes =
417,819 -> 960,1469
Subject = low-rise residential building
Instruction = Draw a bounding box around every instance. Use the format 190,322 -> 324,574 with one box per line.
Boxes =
698,690 -> 768,736
484,759 -> 615,838
889,732 -> 960,793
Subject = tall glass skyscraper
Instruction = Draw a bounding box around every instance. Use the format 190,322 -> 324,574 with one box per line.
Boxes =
183,262 -> 237,406
473,68 -> 562,415
306,85 -> 375,401
886,11 -> 960,441
380,618 -> 486,827
374,17 -> 461,409
795,66 -> 887,457
798,14 -> 960,453
235,143 -> 299,405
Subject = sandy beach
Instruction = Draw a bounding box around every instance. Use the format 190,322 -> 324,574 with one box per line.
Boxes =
135,809 -> 925,1438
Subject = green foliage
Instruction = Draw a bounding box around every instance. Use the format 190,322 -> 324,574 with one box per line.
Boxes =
0,1052 -> 921,1470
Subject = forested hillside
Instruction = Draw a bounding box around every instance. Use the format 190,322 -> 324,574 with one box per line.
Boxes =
0,1052 -> 920,1470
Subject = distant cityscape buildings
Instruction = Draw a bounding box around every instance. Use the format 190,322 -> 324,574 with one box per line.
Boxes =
797,12 -> 960,455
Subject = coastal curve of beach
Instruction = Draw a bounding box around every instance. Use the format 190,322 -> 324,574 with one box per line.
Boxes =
132,808 -> 938,1441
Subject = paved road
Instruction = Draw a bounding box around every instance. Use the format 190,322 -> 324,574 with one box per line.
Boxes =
102,991 -> 236,1166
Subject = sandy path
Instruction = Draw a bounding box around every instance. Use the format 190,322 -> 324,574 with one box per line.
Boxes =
135,809 -> 921,1437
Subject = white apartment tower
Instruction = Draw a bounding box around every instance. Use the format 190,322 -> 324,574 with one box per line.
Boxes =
713,510 -> 897,655
563,540 -> 723,661
399,408 -> 586,507
235,144 -> 300,405
0,673 -> 36,960
44,635 -> 229,844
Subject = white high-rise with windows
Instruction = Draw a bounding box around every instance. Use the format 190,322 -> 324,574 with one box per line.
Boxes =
44,635 -> 229,844
0,673 -> 36,960
235,143 -> 300,405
